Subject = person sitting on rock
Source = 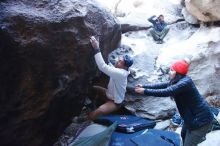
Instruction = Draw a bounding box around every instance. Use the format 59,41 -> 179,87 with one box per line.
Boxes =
148,15 -> 169,44
88,36 -> 133,121
134,58 -> 213,146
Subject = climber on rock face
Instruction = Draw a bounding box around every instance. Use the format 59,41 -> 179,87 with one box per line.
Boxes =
148,15 -> 170,44
88,36 -> 133,120
86,36 -> 133,120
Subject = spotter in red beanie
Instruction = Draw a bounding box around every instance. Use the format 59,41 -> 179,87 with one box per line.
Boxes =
171,60 -> 189,75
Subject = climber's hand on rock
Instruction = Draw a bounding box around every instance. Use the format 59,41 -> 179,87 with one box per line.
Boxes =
90,36 -> 99,49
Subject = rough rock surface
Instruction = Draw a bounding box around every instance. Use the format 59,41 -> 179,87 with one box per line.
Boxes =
190,41 -> 220,107
0,0 -> 121,146
181,7 -> 198,24
185,0 -> 220,22
125,76 -> 176,120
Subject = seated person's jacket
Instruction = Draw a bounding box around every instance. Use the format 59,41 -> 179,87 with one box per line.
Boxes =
148,15 -> 167,32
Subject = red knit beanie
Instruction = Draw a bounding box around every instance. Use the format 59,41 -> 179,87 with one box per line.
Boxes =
171,60 -> 189,75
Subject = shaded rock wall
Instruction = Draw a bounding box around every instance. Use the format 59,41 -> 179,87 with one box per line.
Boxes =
0,0 -> 121,146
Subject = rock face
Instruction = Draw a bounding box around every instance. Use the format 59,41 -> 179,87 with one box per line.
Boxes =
185,0 -> 220,22
190,41 -> 220,107
0,0 -> 121,146
125,76 -> 176,120
181,7 -> 198,24
125,95 -> 176,119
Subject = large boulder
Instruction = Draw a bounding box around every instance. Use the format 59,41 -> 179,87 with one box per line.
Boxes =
125,95 -> 176,120
125,75 -> 176,120
0,0 -> 121,146
185,0 -> 220,22
181,7 -> 198,24
190,41 -> 220,107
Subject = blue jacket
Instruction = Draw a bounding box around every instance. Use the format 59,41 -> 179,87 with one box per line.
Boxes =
148,15 -> 167,32
143,76 -> 214,130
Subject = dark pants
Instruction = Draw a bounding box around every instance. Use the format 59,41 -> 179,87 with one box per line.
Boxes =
181,122 -> 212,146
150,27 -> 169,41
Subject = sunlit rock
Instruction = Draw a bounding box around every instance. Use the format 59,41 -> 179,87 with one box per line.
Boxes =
185,0 -> 220,22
